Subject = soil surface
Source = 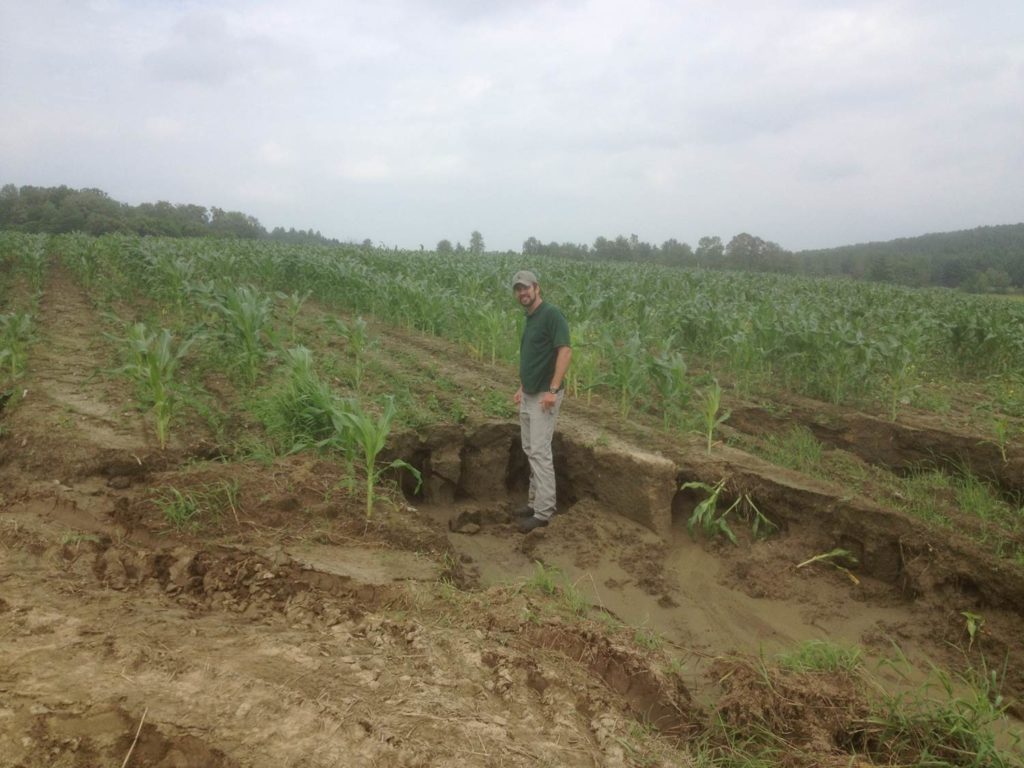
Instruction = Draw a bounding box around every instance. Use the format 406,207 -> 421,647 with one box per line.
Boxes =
2,264 -> 1023,767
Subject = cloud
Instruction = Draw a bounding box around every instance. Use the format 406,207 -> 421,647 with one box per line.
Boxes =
2,0 -> 1022,250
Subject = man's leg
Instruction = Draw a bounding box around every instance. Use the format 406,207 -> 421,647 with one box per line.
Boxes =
519,396 -> 536,511
522,391 -> 562,521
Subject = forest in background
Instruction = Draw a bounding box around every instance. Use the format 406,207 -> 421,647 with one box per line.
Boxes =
2,183 -> 1022,293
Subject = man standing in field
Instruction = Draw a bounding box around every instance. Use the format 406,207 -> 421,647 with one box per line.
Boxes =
512,270 -> 572,533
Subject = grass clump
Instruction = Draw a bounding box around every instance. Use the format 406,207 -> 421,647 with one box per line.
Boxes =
759,425 -> 824,475
152,480 -> 241,531
695,646 -> 1023,768
777,639 -> 863,674
523,561 -> 590,618
852,663 -> 1022,767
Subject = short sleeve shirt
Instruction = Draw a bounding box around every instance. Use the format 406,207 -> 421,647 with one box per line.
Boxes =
519,302 -> 571,394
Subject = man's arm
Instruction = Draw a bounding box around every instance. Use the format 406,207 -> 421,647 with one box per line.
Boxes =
549,346 -> 572,392
539,346 -> 572,411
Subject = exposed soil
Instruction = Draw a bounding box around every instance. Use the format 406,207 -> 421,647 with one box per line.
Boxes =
2,262 -> 1023,766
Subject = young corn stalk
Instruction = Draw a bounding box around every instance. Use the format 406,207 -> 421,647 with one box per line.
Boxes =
602,331 -> 649,417
682,480 -> 775,544
328,397 -> 420,519
875,333 -> 921,421
276,289 -> 312,343
698,378 -> 730,454
207,285 -> 273,385
471,304 -> 506,364
256,346 -> 351,454
121,323 -> 196,448
984,416 -> 1014,464
649,343 -> 689,429
565,322 -> 599,403
329,316 -> 374,392
0,312 -> 35,379
679,479 -> 737,544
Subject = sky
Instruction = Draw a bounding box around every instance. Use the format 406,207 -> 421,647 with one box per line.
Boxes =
2,0 -> 1022,252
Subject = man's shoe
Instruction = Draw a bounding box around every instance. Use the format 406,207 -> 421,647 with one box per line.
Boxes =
514,504 -> 535,518
517,515 -> 549,533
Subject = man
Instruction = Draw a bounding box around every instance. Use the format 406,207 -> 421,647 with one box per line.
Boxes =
511,270 -> 572,533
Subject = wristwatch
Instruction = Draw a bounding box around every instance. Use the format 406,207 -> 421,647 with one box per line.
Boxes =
548,386 -> 559,394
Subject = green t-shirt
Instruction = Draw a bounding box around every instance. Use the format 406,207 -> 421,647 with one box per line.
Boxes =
519,302 -> 571,394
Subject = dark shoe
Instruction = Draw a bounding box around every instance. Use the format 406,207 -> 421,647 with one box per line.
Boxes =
517,515 -> 549,533
514,504 -> 535,518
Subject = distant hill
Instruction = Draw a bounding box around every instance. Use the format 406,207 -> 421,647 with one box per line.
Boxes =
794,224 -> 1024,291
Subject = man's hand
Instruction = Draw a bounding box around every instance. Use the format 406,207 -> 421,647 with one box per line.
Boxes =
540,391 -> 557,411
513,386 -> 523,405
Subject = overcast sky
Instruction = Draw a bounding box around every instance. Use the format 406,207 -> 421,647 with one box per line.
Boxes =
2,1 -> 1022,252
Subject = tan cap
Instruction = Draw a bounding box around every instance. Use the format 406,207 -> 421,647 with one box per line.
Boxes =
511,270 -> 538,289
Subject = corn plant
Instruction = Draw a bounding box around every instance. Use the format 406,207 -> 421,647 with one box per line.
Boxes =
983,417 -> 1014,463
17,239 -> 48,297
679,479 -> 737,544
698,378 -> 730,454
601,330 -> 649,417
276,289 -> 311,342
796,548 -> 859,584
469,303 -> 507,364
328,397 -> 421,518
875,334 -> 921,421
328,315 -> 374,392
255,346 -> 352,454
0,312 -> 35,378
206,284 -> 273,385
649,342 -> 689,429
565,321 -> 600,403
120,323 -> 196,448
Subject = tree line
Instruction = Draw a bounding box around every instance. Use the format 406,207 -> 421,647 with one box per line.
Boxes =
515,225 -> 1024,293
0,184 -> 339,245
5,184 -> 1020,293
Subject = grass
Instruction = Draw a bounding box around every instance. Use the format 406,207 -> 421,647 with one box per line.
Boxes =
853,662 -> 1022,767
633,626 -> 663,652
689,646 -> 1024,768
523,561 -> 591,618
894,464 -> 1024,561
758,424 -> 824,475
776,639 -> 863,673
152,480 -> 241,531
61,530 -> 102,547
153,487 -> 203,531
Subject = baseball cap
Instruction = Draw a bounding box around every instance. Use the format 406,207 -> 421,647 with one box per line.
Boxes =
511,270 -> 538,289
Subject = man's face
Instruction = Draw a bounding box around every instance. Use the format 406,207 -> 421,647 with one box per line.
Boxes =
514,282 -> 539,308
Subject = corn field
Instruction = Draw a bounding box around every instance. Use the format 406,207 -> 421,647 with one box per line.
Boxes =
4,231 -> 1024,425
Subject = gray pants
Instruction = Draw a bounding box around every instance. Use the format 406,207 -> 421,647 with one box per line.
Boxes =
519,391 -> 563,520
